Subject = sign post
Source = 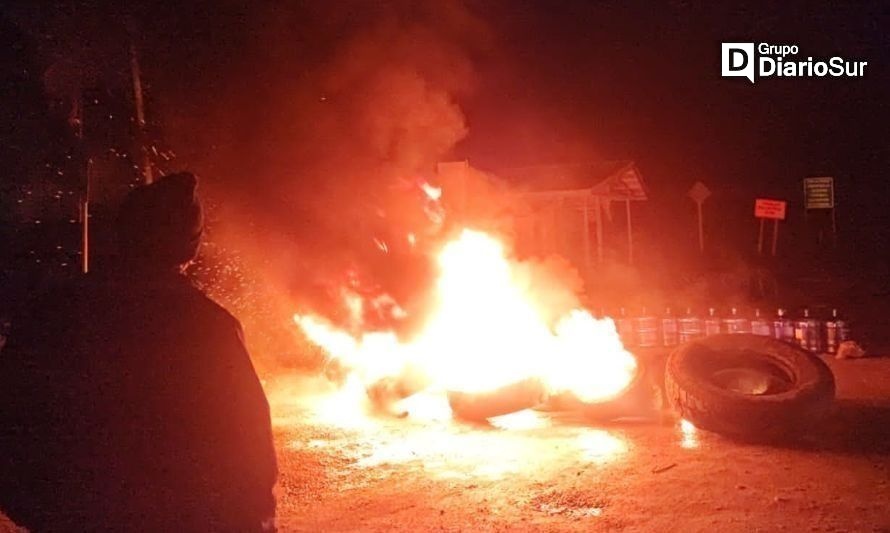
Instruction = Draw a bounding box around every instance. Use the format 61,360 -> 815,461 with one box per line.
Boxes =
687,181 -> 711,253
758,218 -> 765,254
754,198 -> 787,256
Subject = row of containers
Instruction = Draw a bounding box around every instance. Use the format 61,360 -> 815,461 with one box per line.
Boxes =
605,307 -> 852,354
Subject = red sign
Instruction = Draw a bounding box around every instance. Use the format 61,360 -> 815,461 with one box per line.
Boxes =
754,199 -> 786,220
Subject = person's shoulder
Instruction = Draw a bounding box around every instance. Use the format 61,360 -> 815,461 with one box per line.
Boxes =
181,282 -> 244,332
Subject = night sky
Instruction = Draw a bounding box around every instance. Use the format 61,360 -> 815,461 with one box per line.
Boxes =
2,1 -> 889,290
462,1 -> 889,258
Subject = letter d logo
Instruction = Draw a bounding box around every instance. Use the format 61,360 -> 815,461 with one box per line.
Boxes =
722,43 -> 755,83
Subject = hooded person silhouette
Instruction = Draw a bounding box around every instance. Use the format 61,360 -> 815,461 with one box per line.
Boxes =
0,173 -> 277,531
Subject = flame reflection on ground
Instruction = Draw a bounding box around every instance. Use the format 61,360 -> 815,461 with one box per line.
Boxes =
278,388 -> 629,482
293,421 -> 628,481
269,377 -> 704,489
679,419 -> 699,449
488,409 -> 550,431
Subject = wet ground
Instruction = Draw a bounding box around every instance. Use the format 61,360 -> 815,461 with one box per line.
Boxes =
3,356 -> 889,532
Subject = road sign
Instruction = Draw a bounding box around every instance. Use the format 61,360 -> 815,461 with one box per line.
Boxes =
687,181 -> 711,204
754,198 -> 787,220
804,177 -> 834,209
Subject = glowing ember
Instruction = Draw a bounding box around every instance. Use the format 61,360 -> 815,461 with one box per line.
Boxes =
294,228 -> 638,420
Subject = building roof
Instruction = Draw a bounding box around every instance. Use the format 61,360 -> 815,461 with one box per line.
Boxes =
498,160 -> 648,201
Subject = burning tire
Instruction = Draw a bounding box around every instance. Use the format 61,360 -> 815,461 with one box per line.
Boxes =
448,378 -> 547,422
538,363 -> 654,421
366,369 -> 430,413
665,334 -> 835,440
366,376 -> 425,407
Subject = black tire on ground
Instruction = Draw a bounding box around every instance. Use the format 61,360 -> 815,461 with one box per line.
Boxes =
448,378 -> 547,421
665,334 -> 835,439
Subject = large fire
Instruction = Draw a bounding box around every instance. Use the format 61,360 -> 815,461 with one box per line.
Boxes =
294,228 -> 637,419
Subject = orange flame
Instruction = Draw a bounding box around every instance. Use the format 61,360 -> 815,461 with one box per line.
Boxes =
294,228 -> 637,420
420,182 -> 442,201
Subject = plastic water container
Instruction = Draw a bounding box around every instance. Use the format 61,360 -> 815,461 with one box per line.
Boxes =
634,308 -> 659,348
678,308 -> 703,343
750,309 -> 772,336
794,310 -> 809,350
794,308 -> 823,352
773,308 -> 795,343
806,309 -> 823,353
824,308 -> 850,354
704,308 -> 722,337
662,307 -> 679,347
722,307 -> 751,334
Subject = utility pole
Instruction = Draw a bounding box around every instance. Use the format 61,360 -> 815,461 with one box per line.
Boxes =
81,160 -> 91,273
130,40 -> 152,184
625,198 -> 634,265
71,95 -> 90,273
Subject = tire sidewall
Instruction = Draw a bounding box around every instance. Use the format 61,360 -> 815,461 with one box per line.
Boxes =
665,334 -> 835,439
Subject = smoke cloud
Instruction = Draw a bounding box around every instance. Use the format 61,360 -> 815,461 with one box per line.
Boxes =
157,2 -> 491,367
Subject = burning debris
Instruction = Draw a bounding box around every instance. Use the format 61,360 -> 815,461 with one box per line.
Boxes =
294,225 -> 638,423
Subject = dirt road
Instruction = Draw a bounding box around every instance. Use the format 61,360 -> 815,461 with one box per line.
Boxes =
271,356 -> 890,532
3,356 -> 888,532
